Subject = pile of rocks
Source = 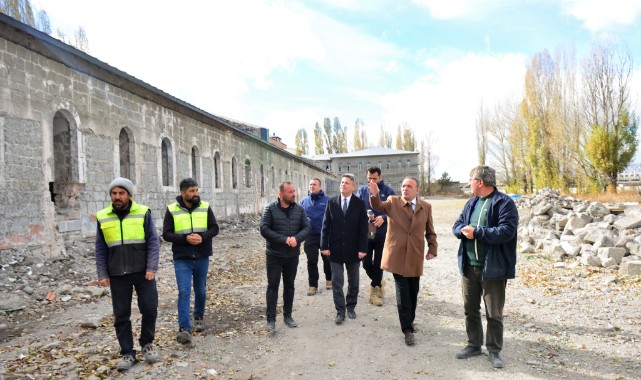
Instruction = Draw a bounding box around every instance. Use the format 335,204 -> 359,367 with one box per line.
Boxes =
516,188 -> 641,276
0,238 -> 102,317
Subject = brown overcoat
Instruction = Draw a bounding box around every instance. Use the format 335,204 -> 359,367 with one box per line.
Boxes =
370,195 -> 438,277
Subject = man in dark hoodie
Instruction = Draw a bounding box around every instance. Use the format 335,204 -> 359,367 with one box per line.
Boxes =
260,182 -> 310,332
299,178 -> 331,296
356,166 -> 395,306
163,178 -> 219,345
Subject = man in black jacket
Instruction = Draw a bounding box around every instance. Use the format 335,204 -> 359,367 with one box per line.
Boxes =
163,178 -> 219,345
321,173 -> 368,324
260,181 -> 311,332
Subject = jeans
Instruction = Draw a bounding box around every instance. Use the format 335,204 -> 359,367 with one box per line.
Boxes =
109,272 -> 158,356
266,255 -> 299,322
330,261 -> 360,314
174,257 -> 210,332
363,237 -> 384,287
462,265 -> 507,353
304,235 -> 332,287
393,273 -> 420,333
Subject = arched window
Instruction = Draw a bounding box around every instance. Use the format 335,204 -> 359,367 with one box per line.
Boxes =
386,161 -> 391,170
119,127 -> 135,181
271,165 -> 275,188
213,151 -> 221,188
245,159 -> 251,188
191,146 -> 199,181
231,157 -> 238,189
161,138 -> 173,186
260,164 -> 265,197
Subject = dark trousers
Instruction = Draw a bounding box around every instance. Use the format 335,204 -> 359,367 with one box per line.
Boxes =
265,255 -> 299,322
330,261 -> 360,314
304,235 -> 332,287
393,274 -> 420,333
363,237 -> 384,287
462,266 -> 507,353
109,272 -> 158,357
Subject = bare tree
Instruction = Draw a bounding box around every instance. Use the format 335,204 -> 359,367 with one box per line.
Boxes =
379,126 -> 392,148
582,39 -> 638,191
476,103 -> 489,165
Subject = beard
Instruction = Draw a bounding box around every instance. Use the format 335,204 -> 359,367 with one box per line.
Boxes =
188,195 -> 200,205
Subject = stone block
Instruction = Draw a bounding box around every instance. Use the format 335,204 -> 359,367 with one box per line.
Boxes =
593,235 -> 616,250
613,214 -> 641,231
587,202 -> 610,218
597,247 -> 626,265
564,216 -> 588,232
620,261 -> 641,276
561,241 -> 581,257
533,202 -> 553,216
580,253 -> 600,267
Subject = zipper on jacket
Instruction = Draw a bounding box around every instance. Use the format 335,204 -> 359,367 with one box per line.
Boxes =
119,217 -> 127,274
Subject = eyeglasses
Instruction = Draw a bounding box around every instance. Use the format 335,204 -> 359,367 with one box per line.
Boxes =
469,178 -> 480,184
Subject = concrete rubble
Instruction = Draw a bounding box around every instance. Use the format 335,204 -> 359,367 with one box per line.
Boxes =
515,188 -> 641,276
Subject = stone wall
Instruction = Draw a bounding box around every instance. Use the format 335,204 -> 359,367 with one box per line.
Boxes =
0,15 -> 329,254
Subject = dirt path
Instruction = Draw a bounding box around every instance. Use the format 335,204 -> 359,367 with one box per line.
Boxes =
1,198 -> 640,379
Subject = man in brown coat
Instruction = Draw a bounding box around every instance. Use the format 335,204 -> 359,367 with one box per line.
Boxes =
369,176 -> 438,346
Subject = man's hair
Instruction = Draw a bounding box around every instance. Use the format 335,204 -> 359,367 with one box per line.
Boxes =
179,178 -> 199,191
470,166 -> 496,187
367,166 -> 382,176
342,173 -> 356,184
310,178 -> 322,186
279,181 -> 293,192
403,176 -> 419,187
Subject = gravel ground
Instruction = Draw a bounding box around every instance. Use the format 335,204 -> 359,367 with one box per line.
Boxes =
1,198 -> 640,379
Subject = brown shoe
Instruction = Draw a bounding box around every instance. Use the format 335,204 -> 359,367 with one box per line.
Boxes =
307,287 -> 317,296
404,331 -> 415,346
326,280 -> 332,289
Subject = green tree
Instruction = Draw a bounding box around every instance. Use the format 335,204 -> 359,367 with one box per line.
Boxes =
322,117 -> 333,154
313,122 -> 324,154
395,125 -> 403,150
585,109 -> 638,191
437,172 -> 452,186
294,128 -> 308,156
333,117 -> 348,153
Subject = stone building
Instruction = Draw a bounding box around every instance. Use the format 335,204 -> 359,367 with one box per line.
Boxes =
0,14 -> 330,255
305,147 -> 420,191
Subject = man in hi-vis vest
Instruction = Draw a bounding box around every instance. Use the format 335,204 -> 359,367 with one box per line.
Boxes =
163,178 -> 219,345
95,177 -> 160,371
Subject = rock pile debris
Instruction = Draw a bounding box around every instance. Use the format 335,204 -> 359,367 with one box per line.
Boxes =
515,188 -> 641,276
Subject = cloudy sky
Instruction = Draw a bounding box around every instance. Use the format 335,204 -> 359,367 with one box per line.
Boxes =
41,0 -> 641,182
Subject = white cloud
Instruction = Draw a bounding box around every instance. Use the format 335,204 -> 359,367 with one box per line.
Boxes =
561,0 -> 641,31
379,52 -> 527,181
410,0 -> 502,19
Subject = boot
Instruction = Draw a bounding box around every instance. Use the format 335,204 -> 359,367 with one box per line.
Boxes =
378,279 -> 386,298
374,286 -> 384,305
369,287 -> 383,306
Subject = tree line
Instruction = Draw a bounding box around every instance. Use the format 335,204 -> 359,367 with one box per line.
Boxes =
1,0 -> 89,51
478,39 -> 638,193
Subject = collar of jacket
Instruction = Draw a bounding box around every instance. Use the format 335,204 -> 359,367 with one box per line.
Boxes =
309,189 -> 325,201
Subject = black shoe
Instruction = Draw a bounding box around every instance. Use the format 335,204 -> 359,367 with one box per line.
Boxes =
347,309 -> 356,319
335,313 -> 345,324
455,346 -> 482,359
284,316 -> 298,328
404,331 -> 415,346
488,352 -> 505,368
265,320 -> 276,332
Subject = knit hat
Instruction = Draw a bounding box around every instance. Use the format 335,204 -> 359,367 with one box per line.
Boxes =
109,177 -> 135,196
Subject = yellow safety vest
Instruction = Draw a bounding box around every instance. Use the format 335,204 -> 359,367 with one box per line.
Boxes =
167,201 -> 209,234
96,201 -> 149,247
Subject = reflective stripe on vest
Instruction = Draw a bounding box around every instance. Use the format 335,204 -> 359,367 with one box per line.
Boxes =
96,201 -> 149,247
167,201 -> 209,234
